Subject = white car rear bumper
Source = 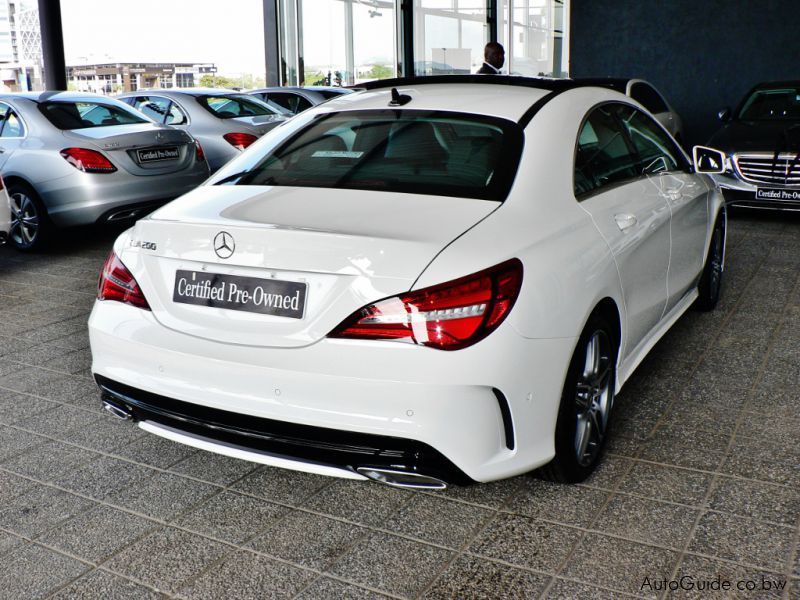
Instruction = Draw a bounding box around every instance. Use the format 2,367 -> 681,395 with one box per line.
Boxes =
88,300 -> 576,484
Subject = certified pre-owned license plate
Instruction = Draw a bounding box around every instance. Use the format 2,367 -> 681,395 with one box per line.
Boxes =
137,146 -> 179,163
173,270 -> 307,319
755,188 -> 800,201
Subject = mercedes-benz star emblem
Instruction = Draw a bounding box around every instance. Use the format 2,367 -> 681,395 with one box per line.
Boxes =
213,231 -> 235,259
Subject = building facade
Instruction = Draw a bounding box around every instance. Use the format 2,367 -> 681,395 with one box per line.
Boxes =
66,62 -> 218,94
0,0 -> 43,92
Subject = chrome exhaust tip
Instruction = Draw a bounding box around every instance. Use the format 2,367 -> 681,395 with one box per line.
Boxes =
102,399 -> 133,421
357,467 -> 447,490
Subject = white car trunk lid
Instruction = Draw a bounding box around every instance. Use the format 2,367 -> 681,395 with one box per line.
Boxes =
124,185 -> 498,348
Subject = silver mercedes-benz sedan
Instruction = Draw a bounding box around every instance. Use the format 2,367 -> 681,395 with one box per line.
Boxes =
117,89 -> 288,172
0,91 -> 210,250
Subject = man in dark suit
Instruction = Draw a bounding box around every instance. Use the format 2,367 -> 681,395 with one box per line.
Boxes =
476,42 -> 505,74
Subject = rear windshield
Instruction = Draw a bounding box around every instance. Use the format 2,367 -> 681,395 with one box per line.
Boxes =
39,101 -> 148,129
738,88 -> 800,121
221,109 -> 523,201
197,94 -> 280,118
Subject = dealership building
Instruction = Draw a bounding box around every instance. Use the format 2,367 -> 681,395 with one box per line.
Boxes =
66,62 -> 218,94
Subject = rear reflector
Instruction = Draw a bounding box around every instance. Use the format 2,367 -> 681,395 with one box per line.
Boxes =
97,251 -> 150,310
223,132 -> 258,150
329,259 -> 523,350
60,147 -> 117,173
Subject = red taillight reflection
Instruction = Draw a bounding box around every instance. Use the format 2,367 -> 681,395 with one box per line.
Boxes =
329,259 -> 523,350
223,132 -> 258,150
60,147 -> 117,173
97,251 -> 150,310
195,140 -> 206,162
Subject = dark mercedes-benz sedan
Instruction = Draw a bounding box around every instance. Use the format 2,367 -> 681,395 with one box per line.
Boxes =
709,81 -> 800,210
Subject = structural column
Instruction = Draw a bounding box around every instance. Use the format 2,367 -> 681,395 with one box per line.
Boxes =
264,0 -> 281,85
37,0 -> 67,90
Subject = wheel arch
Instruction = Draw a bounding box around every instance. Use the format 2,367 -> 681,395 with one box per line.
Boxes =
593,296 -> 622,356
2,174 -> 38,193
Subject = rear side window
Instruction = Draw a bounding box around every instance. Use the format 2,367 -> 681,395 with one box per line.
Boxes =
617,106 -> 687,174
131,96 -> 188,125
39,101 -> 148,129
0,106 -> 23,137
630,82 -> 668,114
574,105 -> 639,196
269,92 -> 313,114
197,95 -> 279,118
222,109 -> 523,201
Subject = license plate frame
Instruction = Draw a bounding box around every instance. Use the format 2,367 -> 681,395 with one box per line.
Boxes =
172,270 -> 307,319
136,146 -> 180,164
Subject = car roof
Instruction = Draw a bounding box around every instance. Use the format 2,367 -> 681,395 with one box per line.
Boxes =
0,90 -> 118,103
119,88 -> 245,97
350,75 -> 631,123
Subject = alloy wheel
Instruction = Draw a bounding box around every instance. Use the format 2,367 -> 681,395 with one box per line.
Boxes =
574,329 -> 613,467
9,192 -> 39,247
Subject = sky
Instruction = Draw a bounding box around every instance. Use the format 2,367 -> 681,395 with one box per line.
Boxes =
60,0 -> 267,76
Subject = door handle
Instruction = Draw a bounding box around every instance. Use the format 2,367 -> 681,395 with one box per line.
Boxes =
0,148 -> 5,154
614,213 -> 638,231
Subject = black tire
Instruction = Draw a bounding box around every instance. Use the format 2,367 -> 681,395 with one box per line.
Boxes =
7,181 -> 50,251
539,313 -> 618,483
694,214 -> 725,312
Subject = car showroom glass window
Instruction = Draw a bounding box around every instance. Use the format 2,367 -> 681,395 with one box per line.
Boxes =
39,101 -> 148,130
574,104 -> 639,197
222,110 -> 522,201
616,106 -> 686,174
738,88 -> 800,120
197,95 -> 280,118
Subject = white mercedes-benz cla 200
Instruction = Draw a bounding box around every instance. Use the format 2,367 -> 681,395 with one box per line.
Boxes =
89,76 -> 728,489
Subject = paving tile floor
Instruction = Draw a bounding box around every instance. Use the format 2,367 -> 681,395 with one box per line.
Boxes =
0,213 -> 799,599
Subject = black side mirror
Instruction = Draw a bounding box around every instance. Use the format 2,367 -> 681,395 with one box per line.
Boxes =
693,146 -> 727,174
718,107 -> 731,122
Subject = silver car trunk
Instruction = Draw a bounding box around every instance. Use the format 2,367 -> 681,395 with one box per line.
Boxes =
62,124 -> 195,176
125,185 -> 498,348
229,114 -> 285,135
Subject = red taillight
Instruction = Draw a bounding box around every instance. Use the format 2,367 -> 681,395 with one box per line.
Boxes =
195,140 -> 206,162
223,132 -> 258,150
329,259 -> 523,350
60,147 -> 117,173
97,252 -> 150,310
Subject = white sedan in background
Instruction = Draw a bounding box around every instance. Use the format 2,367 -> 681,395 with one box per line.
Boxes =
89,76 -> 727,488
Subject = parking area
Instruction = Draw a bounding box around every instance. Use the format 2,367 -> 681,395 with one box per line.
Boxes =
0,213 -> 798,599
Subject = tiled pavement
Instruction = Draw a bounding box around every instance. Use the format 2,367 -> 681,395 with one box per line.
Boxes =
0,213 -> 799,599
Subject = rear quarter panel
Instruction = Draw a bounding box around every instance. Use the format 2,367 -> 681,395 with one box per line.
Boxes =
414,87 -> 627,344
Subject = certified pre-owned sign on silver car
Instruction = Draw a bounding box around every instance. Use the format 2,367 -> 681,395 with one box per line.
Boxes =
89,76 -> 728,489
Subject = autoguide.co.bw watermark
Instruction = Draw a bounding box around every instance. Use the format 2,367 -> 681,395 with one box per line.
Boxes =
641,575 -> 787,593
